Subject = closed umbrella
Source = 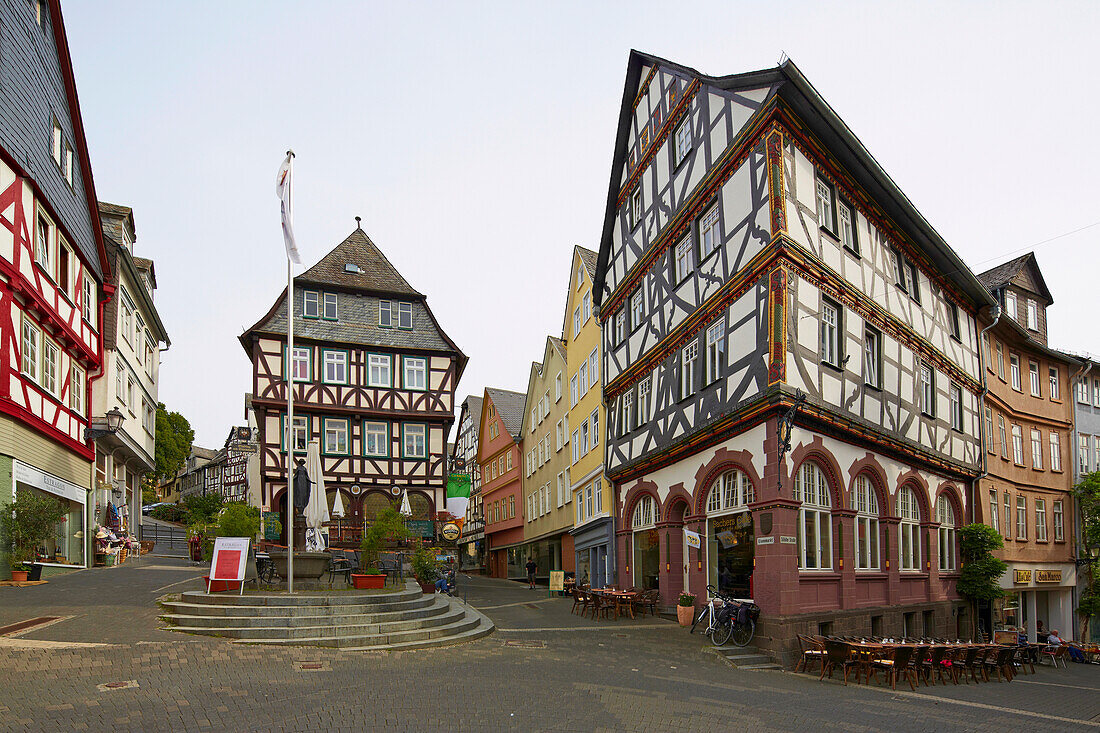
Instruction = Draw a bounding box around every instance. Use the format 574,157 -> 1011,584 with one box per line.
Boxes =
399,488 -> 412,517
331,490 -> 345,519
303,441 -> 329,551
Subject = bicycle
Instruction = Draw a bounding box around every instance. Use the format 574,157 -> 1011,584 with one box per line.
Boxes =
691,584 -> 758,647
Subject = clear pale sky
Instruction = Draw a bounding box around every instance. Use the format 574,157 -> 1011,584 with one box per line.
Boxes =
62,1 -> 1100,448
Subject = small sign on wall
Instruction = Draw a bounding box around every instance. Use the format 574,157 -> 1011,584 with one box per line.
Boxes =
756,536 -> 775,545
685,529 -> 701,549
779,535 -> 797,544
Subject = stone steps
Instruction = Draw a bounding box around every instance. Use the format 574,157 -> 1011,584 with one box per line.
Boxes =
714,645 -> 783,670
160,597 -> 450,629
160,582 -> 494,651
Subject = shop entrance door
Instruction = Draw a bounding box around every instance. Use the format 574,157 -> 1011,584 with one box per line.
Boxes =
708,512 -> 754,599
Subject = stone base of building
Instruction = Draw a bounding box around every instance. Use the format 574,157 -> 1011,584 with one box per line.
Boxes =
755,599 -> 969,668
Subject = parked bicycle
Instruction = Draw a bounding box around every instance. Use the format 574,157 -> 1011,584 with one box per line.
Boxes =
690,584 -> 759,647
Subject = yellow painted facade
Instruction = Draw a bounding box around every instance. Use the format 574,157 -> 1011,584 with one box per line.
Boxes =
564,249 -> 611,532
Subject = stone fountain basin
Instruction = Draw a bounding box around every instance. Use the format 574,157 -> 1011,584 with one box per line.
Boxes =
268,550 -> 328,580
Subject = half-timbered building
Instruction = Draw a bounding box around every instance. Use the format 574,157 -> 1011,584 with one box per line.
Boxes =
240,226 -> 465,547
451,394 -> 485,571
0,1 -> 110,577
594,52 -> 995,663
478,387 -> 526,578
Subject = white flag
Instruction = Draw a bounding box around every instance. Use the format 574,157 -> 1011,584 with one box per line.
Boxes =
275,152 -> 302,264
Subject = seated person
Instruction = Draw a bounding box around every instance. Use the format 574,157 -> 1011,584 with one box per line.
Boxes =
1047,629 -> 1063,646
434,570 -> 455,595
1035,620 -> 1049,644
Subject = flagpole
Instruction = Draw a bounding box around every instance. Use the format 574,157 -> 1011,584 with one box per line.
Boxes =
287,255 -> 295,594
285,150 -> 296,594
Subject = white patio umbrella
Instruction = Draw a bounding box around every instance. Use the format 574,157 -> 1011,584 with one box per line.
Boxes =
303,440 -> 329,551
398,488 -> 413,517
331,490 -> 345,519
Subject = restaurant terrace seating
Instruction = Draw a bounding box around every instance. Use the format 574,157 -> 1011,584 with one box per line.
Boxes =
871,644 -> 917,691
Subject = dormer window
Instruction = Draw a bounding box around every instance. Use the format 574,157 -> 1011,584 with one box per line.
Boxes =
379,300 -> 413,329
303,291 -> 320,318
1026,299 -> 1038,331
1005,290 -> 1017,321
322,292 -> 337,320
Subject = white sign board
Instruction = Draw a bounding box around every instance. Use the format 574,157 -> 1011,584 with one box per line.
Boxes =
13,461 -> 85,504
756,536 -> 775,545
684,529 -> 701,550
208,537 -> 250,594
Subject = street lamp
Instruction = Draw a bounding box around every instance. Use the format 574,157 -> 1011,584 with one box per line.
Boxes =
85,407 -> 125,442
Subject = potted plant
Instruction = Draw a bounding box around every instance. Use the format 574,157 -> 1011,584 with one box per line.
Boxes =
2,492 -> 66,582
351,568 -> 386,590
353,507 -> 408,590
411,547 -> 440,594
677,591 -> 696,627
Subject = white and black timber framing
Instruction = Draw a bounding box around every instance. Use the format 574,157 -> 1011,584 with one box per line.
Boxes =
593,52 -> 998,653
239,226 -> 466,541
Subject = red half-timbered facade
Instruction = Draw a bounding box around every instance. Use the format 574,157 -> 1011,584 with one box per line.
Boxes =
240,227 -> 465,547
1,1 -> 111,576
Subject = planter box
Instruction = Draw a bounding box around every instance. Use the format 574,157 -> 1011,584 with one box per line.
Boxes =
203,576 -> 243,593
418,580 -> 437,594
677,605 -> 694,626
10,570 -> 29,582
351,573 -> 386,590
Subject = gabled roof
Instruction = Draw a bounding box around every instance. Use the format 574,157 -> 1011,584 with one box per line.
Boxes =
577,246 -> 598,278
593,51 -> 995,312
239,226 -> 467,377
297,227 -> 422,297
548,335 -> 566,359
485,387 -> 527,442
976,253 -> 1053,305
98,202 -> 169,344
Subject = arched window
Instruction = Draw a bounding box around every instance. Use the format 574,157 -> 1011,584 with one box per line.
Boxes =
632,495 -> 659,529
853,475 -> 880,571
897,486 -> 922,571
936,494 -> 957,571
794,461 -> 832,570
705,469 -> 755,514
409,492 -> 431,520
361,492 -> 391,520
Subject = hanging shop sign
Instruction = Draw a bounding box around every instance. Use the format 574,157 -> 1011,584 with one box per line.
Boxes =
441,522 -> 461,542
1014,569 -> 1032,584
684,529 -> 701,549
1035,569 -> 1062,583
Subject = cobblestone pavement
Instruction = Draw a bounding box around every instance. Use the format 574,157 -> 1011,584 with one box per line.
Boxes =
1,561 -> 1098,731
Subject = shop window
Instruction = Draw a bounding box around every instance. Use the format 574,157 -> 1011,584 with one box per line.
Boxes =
898,486 -> 922,571
795,462 -> 832,570
870,615 -> 883,638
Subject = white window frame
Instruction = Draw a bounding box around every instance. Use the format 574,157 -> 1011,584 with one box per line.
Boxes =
620,389 -> 634,437
681,341 -> 698,398
636,377 -> 651,425
674,118 -> 691,165
1005,290 -> 1018,321
323,418 -> 349,455
289,346 -> 311,382
322,292 -> 338,320
853,475 -> 880,571
590,409 -> 599,447
630,289 -> 644,332
303,291 -> 320,318
555,373 -> 562,402
794,462 -> 832,571
573,306 -> 581,338
706,319 -> 724,385
1010,354 -> 1021,390
897,486 -> 922,572
363,421 -> 388,457
864,327 -> 880,388
950,384 -> 963,431
1011,425 -> 1024,465
815,176 -> 836,234
1049,367 -> 1060,400
41,337 -> 58,395
614,308 -> 626,345
1029,361 -> 1041,397
1030,429 -> 1043,470
698,205 -> 721,261
838,199 -> 857,252
1026,299 -> 1038,330
1035,498 -> 1047,542
1016,495 -> 1027,540
69,363 -> 85,415
821,300 -> 839,366
82,275 -> 97,329
989,489 -> 999,536
402,424 -> 427,459
1053,500 -> 1064,542
322,350 -> 347,384
920,362 -> 935,417
367,354 -> 392,387
403,356 -> 426,391
674,235 -> 692,283
630,187 -> 642,229
936,495 -> 956,572
21,317 -> 39,380
1050,432 -> 1062,471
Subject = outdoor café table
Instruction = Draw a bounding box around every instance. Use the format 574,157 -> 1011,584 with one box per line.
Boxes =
589,589 -> 639,620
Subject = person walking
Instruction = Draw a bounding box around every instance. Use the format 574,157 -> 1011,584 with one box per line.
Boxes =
526,557 -> 537,589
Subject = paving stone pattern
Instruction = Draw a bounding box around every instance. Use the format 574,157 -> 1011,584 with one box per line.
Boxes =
1,559 -> 1098,731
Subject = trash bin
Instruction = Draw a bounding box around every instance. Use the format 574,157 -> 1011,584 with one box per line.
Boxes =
28,563 -> 43,581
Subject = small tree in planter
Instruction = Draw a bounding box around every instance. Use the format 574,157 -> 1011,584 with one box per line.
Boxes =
2,492 -> 67,580
354,507 -> 408,589
957,523 -> 1008,639
411,547 -> 441,593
